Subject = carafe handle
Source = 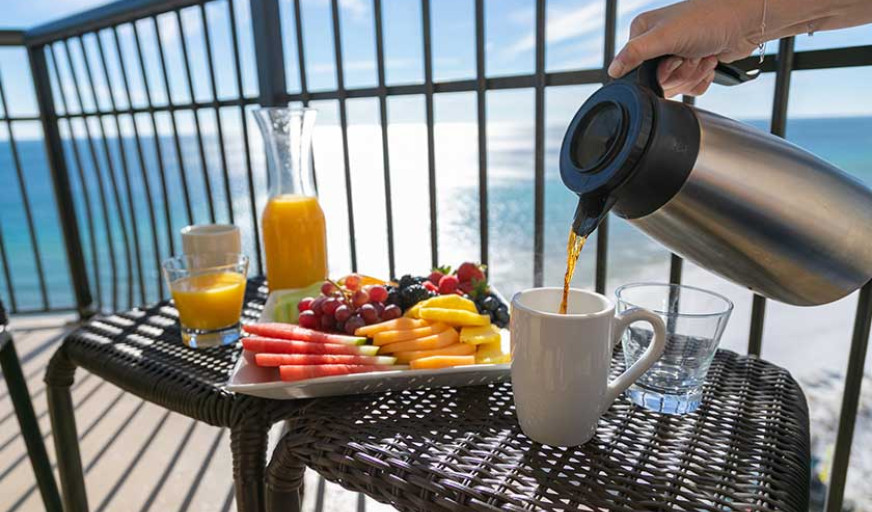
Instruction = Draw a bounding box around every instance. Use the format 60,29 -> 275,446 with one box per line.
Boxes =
627,56 -> 758,98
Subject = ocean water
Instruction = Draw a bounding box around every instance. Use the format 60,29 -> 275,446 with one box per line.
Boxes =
2,114 -> 872,506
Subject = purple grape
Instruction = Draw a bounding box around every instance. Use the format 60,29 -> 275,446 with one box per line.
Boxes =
359,304 -> 379,324
381,304 -> 402,320
345,315 -> 365,335
372,302 -> 385,316
320,314 -> 335,331
322,298 -> 340,316
310,296 -> 327,315
298,297 -> 314,312
334,304 -> 352,323
299,310 -> 319,329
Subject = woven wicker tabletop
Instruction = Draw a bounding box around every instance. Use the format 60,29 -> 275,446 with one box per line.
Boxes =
45,278 -> 297,511
265,350 -> 810,512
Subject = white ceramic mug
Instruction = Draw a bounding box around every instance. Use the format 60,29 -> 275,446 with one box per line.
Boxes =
181,224 -> 241,259
510,287 -> 667,446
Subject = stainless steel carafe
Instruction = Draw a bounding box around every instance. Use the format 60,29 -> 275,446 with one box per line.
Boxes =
560,58 -> 872,306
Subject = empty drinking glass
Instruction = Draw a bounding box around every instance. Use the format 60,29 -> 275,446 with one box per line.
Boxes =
615,283 -> 733,414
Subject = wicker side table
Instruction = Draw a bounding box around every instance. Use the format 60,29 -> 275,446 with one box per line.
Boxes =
265,350 -> 810,511
44,278 -> 295,512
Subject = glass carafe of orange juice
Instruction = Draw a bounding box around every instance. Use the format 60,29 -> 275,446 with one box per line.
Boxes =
254,108 -> 327,291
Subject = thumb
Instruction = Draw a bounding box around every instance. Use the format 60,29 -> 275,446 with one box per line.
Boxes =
608,30 -> 675,78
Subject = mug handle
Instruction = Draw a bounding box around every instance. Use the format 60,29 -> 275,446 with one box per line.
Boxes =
603,308 -> 667,408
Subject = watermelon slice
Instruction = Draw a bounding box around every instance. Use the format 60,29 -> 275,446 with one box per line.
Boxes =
255,353 -> 397,367
243,323 -> 366,346
242,336 -> 379,356
279,364 -> 400,382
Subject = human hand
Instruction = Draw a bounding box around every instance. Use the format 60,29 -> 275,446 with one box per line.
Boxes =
608,0 -> 760,97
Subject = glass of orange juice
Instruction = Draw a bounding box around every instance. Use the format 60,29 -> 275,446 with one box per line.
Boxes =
162,254 -> 249,348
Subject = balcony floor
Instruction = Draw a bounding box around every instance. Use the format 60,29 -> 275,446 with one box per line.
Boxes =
0,314 -> 396,512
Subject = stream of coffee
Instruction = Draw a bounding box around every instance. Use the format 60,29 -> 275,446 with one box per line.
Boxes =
559,229 -> 587,314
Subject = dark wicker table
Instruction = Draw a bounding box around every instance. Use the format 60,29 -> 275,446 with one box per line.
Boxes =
265,351 -> 811,512
44,278 -> 296,512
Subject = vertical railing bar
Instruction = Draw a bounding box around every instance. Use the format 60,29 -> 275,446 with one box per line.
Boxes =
329,0 -> 358,271
595,0 -> 617,295
175,9 -> 216,223
28,45 -> 95,317
76,36 -> 136,309
474,0 -> 488,271
292,0 -> 310,104
61,39 -> 120,311
749,36 -> 794,356
532,0 -> 545,287
372,0 -> 395,278
110,26 -> 165,297
421,0 -> 438,269
93,32 -> 147,304
226,0 -> 262,275
0,72 -> 50,309
47,45 -> 103,310
152,15 -> 194,226
0,222 -> 18,312
131,22 -> 177,256
825,280 -> 872,512
198,4 -> 235,224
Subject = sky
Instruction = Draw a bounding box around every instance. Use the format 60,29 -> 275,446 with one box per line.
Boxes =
0,0 -> 871,139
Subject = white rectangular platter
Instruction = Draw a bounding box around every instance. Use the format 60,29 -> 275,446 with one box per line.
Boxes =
225,289 -> 511,400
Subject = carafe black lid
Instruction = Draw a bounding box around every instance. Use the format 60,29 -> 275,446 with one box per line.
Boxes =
560,78 -> 657,200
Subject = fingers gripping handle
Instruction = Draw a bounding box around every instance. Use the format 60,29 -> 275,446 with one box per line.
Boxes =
604,308 -> 667,408
626,56 -> 758,98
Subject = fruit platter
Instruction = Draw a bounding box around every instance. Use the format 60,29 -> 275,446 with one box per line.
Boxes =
225,263 -> 512,399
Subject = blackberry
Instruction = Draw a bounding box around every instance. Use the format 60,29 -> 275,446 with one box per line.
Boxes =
398,274 -> 417,289
399,284 -> 433,309
385,286 -> 401,307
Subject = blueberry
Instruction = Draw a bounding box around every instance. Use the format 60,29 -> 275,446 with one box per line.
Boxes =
481,296 -> 499,312
494,306 -> 509,326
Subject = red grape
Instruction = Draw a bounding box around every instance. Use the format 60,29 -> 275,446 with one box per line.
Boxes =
321,281 -> 338,296
310,296 -> 327,315
372,302 -> 385,316
359,304 -> 378,324
345,274 -> 361,291
334,304 -> 352,323
382,304 -> 402,320
297,297 -> 314,312
335,320 -> 345,333
322,298 -> 340,316
298,310 -> 319,329
368,285 -> 388,303
320,314 -> 335,331
352,289 -> 369,308
345,315 -> 365,335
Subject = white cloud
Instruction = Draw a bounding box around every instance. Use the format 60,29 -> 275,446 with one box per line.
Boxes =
506,0 -> 654,56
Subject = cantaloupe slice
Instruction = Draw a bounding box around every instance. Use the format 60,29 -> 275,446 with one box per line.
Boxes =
355,317 -> 429,337
410,355 -> 476,370
379,328 -> 459,354
392,342 -> 475,363
373,322 -> 449,346
418,308 -> 490,327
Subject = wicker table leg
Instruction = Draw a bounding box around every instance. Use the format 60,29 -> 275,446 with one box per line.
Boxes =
45,349 -> 89,512
265,434 -> 307,512
231,421 -> 270,512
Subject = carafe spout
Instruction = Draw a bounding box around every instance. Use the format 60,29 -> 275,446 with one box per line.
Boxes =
571,194 -> 615,238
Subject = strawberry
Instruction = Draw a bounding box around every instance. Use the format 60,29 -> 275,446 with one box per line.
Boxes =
458,281 -> 475,294
456,262 -> 485,283
438,274 -> 459,294
428,270 -> 444,286
423,280 -> 439,293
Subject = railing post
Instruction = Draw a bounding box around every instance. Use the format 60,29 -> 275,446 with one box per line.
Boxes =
26,44 -> 95,319
250,0 -> 287,107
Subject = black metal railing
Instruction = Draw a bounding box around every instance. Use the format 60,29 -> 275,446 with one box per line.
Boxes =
0,0 -> 870,509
